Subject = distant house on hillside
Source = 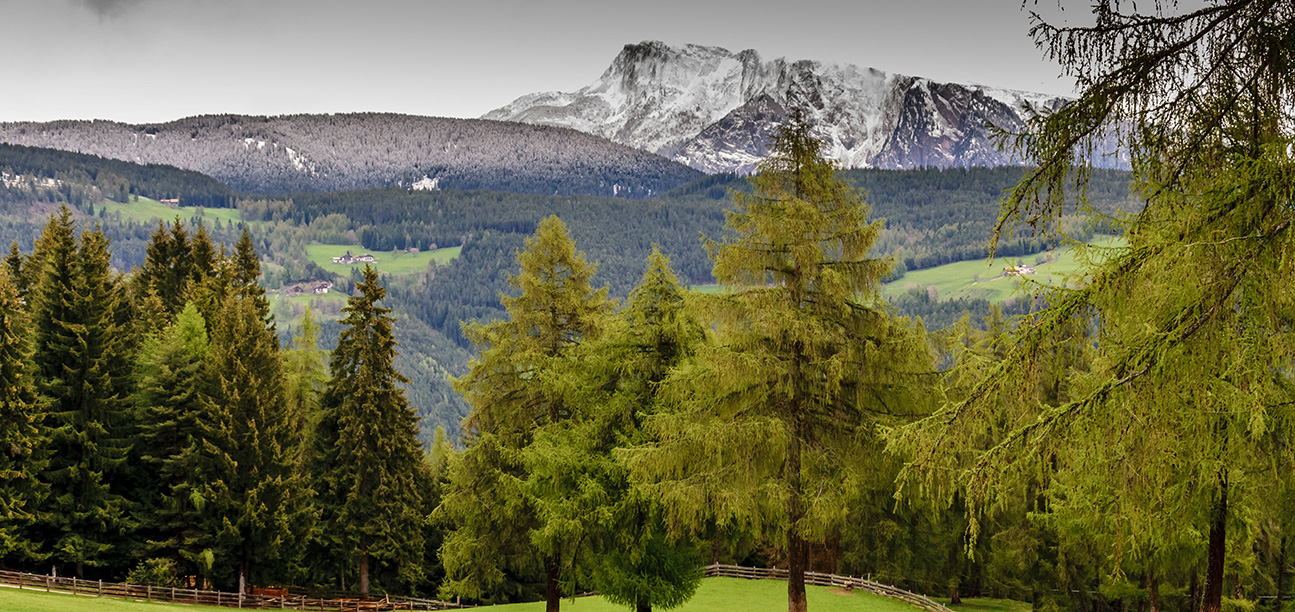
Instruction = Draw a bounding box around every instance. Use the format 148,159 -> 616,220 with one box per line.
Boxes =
159,198 -> 180,206
331,252 -> 377,265
1003,264 -> 1037,276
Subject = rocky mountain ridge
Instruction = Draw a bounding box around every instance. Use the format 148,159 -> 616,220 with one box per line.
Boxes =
0,113 -> 702,197
485,41 -> 1074,173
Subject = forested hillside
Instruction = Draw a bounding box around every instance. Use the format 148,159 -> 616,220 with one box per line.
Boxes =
0,114 -> 704,197
0,145 -> 1136,442
0,143 -> 236,208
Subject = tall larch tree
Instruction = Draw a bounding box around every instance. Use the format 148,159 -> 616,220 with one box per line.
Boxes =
631,113 -> 932,612
440,215 -> 610,611
313,266 -> 426,595
0,267 -> 47,567
889,5 -> 1295,612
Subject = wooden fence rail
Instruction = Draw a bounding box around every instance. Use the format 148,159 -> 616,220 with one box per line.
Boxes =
703,563 -> 954,612
3,564 -> 947,612
0,569 -> 469,610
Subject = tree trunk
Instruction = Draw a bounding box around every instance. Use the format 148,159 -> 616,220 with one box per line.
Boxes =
951,584 -> 963,606
359,551 -> 370,596
787,436 -> 807,612
546,561 -> 560,612
1203,481 -> 1228,612
1149,569 -> 1160,612
1190,572 -> 1200,612
1276,537 -> 1287,612
238,563 -> 246,594
636,601 -> 652,612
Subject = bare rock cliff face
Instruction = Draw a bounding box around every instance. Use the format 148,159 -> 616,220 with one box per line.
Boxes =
485,41 -> 1078,173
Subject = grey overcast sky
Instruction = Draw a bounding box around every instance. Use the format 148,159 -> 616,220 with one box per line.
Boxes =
0,0 -> 1083,124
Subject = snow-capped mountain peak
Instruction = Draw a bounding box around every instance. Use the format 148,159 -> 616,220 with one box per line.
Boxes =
484,41 -> 1072,173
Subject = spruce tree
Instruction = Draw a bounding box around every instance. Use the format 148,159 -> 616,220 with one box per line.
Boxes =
196,256 -> 308,593
32,208 -> 135,578
441,215 -> 610,610
633,114 -> 931,612
0,267 -> 47,566
131,303 -> 212,575
313,266 -> 426,595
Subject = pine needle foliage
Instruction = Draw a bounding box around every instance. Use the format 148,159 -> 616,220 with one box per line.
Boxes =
580,248 -> 707,612
891,4 -> 1295,612
440,215 -> 610,609
0,266 -> 47,564
195,272 -> 310,591
313,265 -> 427,594
632,112 -> 932,612
31,207 -> 134,578
131,303 -> 212,575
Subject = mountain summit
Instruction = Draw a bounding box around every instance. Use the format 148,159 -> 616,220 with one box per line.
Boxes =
485,41 -> 1069,173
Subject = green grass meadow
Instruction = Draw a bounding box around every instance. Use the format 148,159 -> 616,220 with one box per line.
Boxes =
882,236 -> 1126,303
95,197 -> 245,227
304,244 -> 461,276
0,587 -> 202,612
489,577 -> 926,612
0,577 -> 1009,612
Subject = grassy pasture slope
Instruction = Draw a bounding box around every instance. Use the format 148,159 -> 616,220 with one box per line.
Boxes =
96,197 -> 244,227
0,588 -> 202,612
883,236 -> 1126,303
304,244 -> 462,276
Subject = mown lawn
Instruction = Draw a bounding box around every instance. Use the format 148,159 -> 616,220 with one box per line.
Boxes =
491,577 -> 927,612
303,244 -> 461,276
95,197 -> 245,227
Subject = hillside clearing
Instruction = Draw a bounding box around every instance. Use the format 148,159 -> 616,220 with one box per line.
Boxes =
882,236 -> 1126,303
304,244 -> 461,276
95,197 -> 245,227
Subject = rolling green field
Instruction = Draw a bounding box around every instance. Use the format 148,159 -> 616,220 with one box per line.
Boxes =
96,197 -> 245,227
304,244 -> 461,276
883,237 -> 1126,303
0,577 -> 984,612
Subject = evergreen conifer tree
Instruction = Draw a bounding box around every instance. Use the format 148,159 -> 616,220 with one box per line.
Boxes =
313,266 -> 426,595
32,207 -> 135,578
131,303 -> 212,574
0,267 -> 47,566
195,257 -> 308,593
632,114 -> 931,612
531,247 -> 707,612
441,216 -> 610,611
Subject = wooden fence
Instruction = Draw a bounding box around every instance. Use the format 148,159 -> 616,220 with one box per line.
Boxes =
2,564 -> 949,612
0,569 -> 469,610
704,563 -> 954,612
